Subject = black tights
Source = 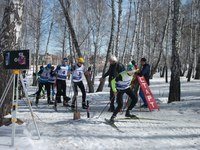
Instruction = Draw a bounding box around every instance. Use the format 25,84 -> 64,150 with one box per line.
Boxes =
72,81 -> 86,104
112,88 -> 138,117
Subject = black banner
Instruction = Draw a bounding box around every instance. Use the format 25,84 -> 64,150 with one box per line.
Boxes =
3,50 -> 30,69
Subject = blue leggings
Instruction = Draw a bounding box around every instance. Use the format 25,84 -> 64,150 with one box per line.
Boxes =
139,88 -> 147,105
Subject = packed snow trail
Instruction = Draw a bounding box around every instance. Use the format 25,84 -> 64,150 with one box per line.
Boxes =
1,74 -> 200,150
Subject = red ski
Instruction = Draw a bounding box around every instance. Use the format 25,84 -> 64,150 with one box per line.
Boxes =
137,76 -> 159,111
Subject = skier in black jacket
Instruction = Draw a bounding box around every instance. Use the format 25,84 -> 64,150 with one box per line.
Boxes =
100,55 -> 125,112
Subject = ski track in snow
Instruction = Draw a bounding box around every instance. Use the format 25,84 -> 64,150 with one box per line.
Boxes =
1,73 -> 200,150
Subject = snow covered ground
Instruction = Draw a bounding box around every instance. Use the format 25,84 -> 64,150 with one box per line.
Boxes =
0,73 -> 200,150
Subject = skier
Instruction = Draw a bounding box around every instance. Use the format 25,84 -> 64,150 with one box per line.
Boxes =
138,57 -> 150,108
31,66 -> 45,97
71,57 -> 87,110
48,66 -> 56,101
55,58 -> 71,108
35,64 -> 53,105
108,64 -> 138,123
100,55 -> 125,112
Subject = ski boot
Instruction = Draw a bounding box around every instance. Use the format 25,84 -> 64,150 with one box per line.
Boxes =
47,97 -> 54,105
82,102 -> 88,109
125,110 -> 137,118
53,105 -> 57,112
48,100 -> 54,105
63,97 -> 71,107
35,97 -> 39,107
71,104 -> 75,111
140,104 -> 148,108
56,96 -> 62,103
109,116 -> 115,124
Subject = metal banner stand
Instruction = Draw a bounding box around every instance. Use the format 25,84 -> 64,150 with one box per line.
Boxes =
0,70 -> 40,146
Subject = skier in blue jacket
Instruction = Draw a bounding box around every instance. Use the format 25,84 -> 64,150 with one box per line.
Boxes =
35,64 -> 53,105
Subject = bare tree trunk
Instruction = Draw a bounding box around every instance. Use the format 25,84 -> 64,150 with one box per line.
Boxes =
194,0 -> 200,79
0,0 -> 24,124
179,16 -> 185,76
130,0 -> 140,60
68,28 -> 73,64
35,0 -> 42,74
195,54 -> 200,79
96,0 -> 115,92
59,0 -> 95,92
135,11 -> 143,63
91,18 -> 101,92
147,0 -> 152,62
150,3 -> 170,77
62,21 -> 67,59
122,0 -> 132,64
115,0 -> 122,58
44,15 -> 54,63
165,15 -> 169,83
168,0 -> 181,103
59,0 -> 82,57
187,1 -> 195,82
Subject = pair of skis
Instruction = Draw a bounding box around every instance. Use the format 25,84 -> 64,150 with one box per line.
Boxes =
104,115 -> 140,132
104,115 -> 160,132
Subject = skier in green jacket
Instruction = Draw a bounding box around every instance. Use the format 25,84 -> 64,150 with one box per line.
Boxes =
109,63 -> 139,123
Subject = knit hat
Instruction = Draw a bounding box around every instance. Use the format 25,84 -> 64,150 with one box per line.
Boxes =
127,63 -> 134,71
141,57 -> 146,62
63,58 -> 68,62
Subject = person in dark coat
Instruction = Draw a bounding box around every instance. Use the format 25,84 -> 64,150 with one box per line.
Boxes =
139,57 -> 150,108
100,55 -> 125,112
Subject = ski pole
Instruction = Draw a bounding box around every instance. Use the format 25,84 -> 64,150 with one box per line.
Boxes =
96,101 -> 110,119
87,100 -> 90,118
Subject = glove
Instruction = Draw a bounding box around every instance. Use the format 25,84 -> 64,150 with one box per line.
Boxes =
71,65 -> 76,71
134,69 -> 140,74
56,65 -> 61,70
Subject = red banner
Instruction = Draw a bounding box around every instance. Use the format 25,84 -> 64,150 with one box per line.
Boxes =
137,76 -> 159,111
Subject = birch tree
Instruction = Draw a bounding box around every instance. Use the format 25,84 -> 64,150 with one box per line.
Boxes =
59,0 -> 82,57
194,0 -> 200,79
187,0 -> 196,81
34,0 -> 43,74
115,0 -> 122,58
0,0 -> 24,124
168,0 -> 181,103
121,0 -> 132,64
96,0 -> 115,92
